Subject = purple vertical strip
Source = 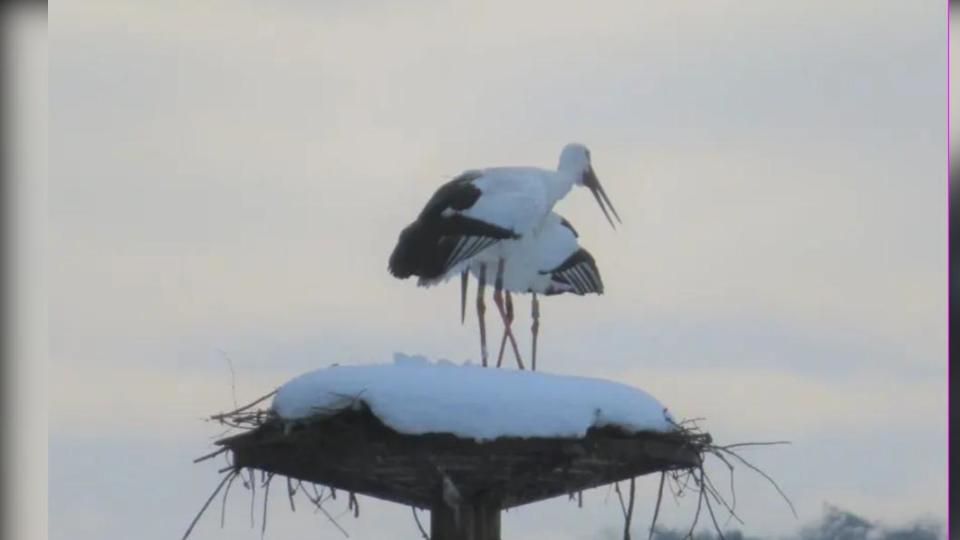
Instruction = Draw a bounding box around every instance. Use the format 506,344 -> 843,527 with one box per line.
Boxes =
947,1 -> 952,538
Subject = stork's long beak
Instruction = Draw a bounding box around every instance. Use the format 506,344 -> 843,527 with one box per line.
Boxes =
583,166 -> 621,230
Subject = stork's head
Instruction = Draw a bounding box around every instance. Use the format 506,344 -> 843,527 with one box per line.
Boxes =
558,143 -> 621,230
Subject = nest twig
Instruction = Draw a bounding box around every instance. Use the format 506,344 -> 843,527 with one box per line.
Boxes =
640,416 -> 795,540
183,393 -> 361,540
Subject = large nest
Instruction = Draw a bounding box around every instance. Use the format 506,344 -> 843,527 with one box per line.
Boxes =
184,390 -> 793,540
217,401 -> 706,509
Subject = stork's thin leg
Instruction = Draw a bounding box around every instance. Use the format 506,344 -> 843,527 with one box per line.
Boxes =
531,293 -> 540,372
492,259 -> 524,370
496,292 -> 515,368
476,265 -> 488,367
495,330 -> 508,369
460,270 -> 469,325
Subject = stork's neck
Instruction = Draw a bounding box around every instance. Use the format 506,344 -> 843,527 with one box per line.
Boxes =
544,165 -> 579,207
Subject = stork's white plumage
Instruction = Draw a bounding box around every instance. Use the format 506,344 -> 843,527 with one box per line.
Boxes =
463,212 -> 604,370
388,143 -> 619,367
470,213 -> 602,296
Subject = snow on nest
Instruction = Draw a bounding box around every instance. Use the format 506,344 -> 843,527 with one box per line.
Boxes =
270,353 -> 675,441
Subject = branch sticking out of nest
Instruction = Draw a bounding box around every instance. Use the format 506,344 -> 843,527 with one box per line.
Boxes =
181,469 -> 239,540
208,389 -> 278,430
648,472 -> 665,540
639,416 -> 796,540
411,506 -> 429,540
181,464 -> 354,540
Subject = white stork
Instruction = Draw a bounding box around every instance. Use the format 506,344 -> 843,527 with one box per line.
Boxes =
461,212 -> 604,370
388,143 -> 619,366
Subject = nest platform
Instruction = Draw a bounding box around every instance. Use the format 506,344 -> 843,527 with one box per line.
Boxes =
216,406 -> 707,540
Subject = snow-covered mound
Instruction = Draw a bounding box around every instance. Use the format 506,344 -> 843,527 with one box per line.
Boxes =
270,353 -> 675,441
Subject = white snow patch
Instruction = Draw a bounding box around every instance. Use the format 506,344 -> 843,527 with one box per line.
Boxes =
270,353 -> 675,440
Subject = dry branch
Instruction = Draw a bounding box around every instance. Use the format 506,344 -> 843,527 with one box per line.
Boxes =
648,472 -> 665,540
261,473 -> 273,538
286,477 -> 297,513
220,469 -> 239,528
713,446 -> 797,518
209,389 -> 278,424
702,473 -> 727,540
182,470 -> 237,540
193,447 -> 228,464
623,477 -> 636,540
411,507 -> 429,540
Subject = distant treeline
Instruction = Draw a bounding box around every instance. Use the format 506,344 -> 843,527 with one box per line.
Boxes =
609,505 -> 942,540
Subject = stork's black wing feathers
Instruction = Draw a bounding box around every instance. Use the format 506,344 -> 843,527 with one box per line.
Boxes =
419,170 -> 485,217
559,217 -> 579,238
435,215 -> 514,273
543,248 -> 604,295
389,171 -> 518,283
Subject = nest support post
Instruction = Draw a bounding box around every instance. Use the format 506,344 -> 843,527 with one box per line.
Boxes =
430,499 -> 501,540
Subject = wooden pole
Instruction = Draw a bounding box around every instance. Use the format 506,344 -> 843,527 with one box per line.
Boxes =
430,499 -> 501,540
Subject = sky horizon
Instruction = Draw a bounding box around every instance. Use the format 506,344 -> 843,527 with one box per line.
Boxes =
50,1 -> 946,539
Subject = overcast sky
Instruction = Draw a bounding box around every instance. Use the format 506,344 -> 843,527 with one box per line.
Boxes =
49,1 -> 946,539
